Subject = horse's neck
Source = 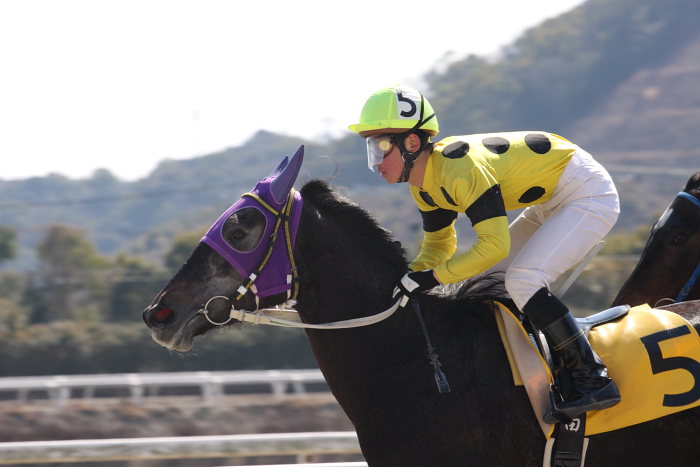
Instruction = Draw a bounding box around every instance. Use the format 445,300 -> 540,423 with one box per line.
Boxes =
289,203 -> 510,430
659,299 -> 700,325
291,207 -> 426,422
294,208 -> 404,325
295,250 -> 417,337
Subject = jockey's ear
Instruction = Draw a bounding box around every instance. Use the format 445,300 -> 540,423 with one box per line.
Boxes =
404,133 -> 422,153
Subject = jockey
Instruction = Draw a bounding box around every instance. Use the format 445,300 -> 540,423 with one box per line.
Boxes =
349,84 -> 622,420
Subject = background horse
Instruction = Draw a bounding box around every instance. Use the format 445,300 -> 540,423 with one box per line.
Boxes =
143,153 -> 700,467
613,172 -> 700,307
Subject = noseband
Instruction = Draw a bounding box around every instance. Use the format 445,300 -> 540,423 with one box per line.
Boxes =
675,191 -> 700,302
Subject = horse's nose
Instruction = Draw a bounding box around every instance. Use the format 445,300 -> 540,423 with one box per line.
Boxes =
143,305 -> 175,328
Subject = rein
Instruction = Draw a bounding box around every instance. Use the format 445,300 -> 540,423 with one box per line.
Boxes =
199,292 -> 450,392
199,295 -> 404,329
674,191 -> 700,302
198,176 -> 449,392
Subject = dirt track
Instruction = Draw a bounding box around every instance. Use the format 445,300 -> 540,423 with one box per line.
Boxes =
0,394 -> 357,466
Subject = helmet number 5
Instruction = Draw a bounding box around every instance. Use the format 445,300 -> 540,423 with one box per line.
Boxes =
641,325 -> 700,407
397,92 -> 417,118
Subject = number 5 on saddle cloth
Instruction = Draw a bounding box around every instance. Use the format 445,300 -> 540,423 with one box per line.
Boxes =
494,301 -> 700,438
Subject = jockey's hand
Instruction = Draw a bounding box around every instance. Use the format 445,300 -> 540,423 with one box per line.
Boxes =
392,270 -> 440,306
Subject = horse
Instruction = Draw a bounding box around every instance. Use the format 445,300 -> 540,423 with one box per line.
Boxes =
144,149 -> 700,467
612,172 -> 700,308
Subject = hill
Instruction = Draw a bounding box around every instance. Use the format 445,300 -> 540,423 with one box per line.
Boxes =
1,0 -> 699,267
565,31 -> 700,167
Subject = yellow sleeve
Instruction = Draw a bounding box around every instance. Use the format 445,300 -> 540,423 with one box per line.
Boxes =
409,221 -> 457,272
432,164 -> 510,284
433,216 -> 510,284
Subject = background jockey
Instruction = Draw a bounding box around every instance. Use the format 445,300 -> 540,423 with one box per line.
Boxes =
349,84 -> 621,420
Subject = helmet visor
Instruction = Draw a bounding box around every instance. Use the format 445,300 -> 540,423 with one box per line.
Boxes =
366,135 -> 395,172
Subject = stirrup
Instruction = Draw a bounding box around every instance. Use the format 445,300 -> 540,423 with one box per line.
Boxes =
543,380 -> 621,424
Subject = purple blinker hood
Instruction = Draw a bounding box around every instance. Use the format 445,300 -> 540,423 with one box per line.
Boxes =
200,146 -> 304,299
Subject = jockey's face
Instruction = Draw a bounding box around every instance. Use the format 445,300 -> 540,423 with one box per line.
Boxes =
365,132 -> 413,184
376,142 -> 404,184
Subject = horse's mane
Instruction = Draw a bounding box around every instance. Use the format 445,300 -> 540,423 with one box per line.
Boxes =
446,272 -> 508,304
300,179 -> 407,268
300,178 -> 508,303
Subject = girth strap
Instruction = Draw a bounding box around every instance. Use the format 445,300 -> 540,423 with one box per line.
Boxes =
544,416 -> 588,467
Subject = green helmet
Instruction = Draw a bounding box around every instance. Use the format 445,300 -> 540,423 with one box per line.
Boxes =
349,85 -> 439,136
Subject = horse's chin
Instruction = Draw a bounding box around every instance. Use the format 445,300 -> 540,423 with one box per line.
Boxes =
151,313 -> 211,352
152,331 -> 195,352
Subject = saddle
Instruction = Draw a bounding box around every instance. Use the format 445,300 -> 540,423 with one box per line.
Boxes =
494,300 -> 700,438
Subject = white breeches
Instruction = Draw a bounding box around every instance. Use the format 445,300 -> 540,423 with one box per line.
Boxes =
495,149 -> 620,310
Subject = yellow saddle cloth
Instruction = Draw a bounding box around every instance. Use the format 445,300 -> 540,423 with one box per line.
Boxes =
494,301 -> 700,438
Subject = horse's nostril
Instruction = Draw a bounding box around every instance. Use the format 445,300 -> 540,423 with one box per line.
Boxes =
153,307 -> 174,323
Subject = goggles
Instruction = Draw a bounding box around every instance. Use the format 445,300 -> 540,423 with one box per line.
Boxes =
366,135 -> 396,172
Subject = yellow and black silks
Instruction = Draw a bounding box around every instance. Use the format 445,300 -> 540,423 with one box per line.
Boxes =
410,132 -> 576,283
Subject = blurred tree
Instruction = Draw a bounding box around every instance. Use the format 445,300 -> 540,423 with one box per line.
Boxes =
24,278 -> 51,324
109,255 -> 166,322
36,224 -> 110,321
0,225 -> 17,263
602,226 -> 650,256
0,298 -> 28,336
0,272 -> 27,303
164,231 -> 204,272
564,257 -> 636,314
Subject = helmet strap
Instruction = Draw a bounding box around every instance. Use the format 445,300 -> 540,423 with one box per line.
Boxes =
398,153 -> 415,183
395,130 -> 432,183
395,92 -> 435,183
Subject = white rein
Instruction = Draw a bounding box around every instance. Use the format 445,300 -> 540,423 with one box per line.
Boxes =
198,295 -> 404,330
199,238 -> 605,331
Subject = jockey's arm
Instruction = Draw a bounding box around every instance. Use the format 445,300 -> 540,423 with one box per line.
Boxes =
410,219 -> 458,272
433,216 -> 510,284
409,164 -> 511,283
408,209 -> 510,283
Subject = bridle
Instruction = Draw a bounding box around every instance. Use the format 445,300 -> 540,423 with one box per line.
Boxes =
673,191 -> 700,303
199,188 -> 302,326
198,187 -> 406,329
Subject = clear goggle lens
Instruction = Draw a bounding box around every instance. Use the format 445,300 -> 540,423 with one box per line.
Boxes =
366,136 -> 394,172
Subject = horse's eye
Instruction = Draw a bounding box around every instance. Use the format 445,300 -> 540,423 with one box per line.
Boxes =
671,231 -> 690,246
231,229 -> 246,241
222,207 -> 265,252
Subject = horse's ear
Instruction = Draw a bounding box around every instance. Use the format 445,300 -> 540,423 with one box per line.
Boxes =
267,156 -> 289,179
269,145 -> 304,203
684,172 -> 700,197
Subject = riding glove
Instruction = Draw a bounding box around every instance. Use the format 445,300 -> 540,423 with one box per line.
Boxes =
393,270 -> 440,306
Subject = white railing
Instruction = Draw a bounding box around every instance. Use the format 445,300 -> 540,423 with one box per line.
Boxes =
0,370 -> 327,406
225,464 -> 367,467
0,432 -> 362,465
224,464 -> 367,467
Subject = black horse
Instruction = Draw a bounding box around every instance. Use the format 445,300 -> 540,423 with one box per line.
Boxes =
613,172 -> 700,307
144,153 -> 700,467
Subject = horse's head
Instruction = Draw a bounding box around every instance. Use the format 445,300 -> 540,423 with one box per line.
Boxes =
613,172 -> 700,307
142,147 -> 305,351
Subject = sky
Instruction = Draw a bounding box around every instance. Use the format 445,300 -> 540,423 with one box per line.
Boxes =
0,0 -> 587,181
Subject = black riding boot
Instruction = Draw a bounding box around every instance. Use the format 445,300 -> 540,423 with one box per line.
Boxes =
523,288 -> 621,420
